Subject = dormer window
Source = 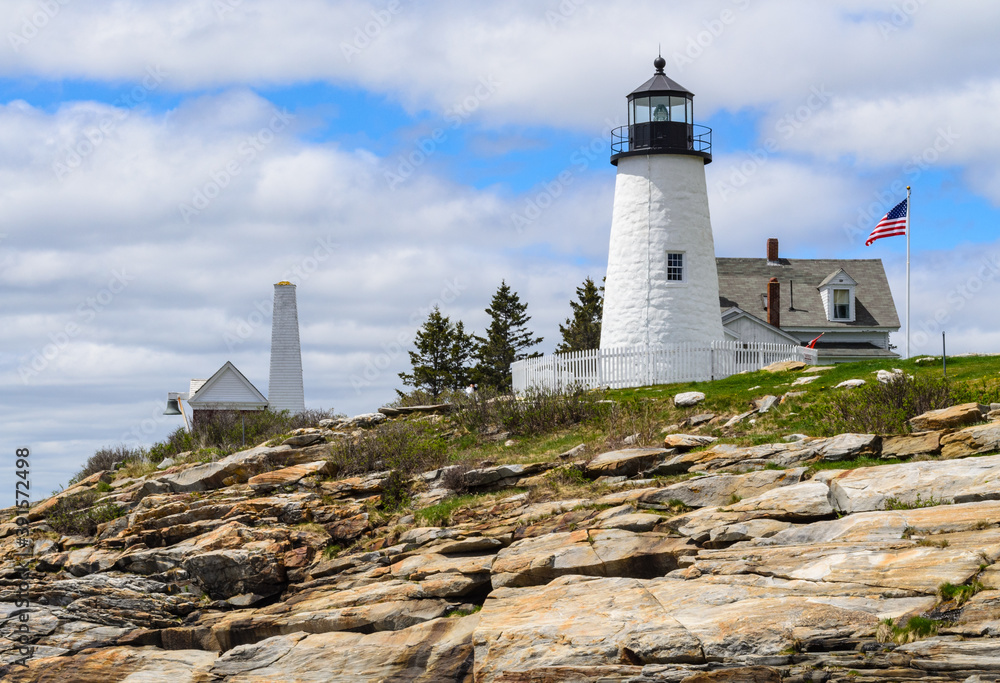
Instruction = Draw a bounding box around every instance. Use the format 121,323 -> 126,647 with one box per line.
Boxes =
833,289 -> 850,319
817,268 -> 857,323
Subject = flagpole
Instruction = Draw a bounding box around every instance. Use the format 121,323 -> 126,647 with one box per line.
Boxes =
906,185 -> 911,359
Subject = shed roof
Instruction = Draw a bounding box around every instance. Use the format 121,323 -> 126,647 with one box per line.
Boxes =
716,258 -> 900,330
188,361 -> 268,408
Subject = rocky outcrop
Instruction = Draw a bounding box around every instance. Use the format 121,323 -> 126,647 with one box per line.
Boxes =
910,402 -> 987,431
5,400 -> 1000,681
585,448 -> 671,477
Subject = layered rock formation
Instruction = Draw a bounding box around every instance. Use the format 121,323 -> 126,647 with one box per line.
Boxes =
2,405 -> 1000,681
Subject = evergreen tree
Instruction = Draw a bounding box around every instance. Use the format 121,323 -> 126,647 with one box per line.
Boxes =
473,281 -> 543,391
398,307 -> 474,400
556,276 -> 604,353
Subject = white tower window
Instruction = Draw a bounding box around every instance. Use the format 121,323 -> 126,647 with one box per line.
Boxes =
666,252 -> 685,282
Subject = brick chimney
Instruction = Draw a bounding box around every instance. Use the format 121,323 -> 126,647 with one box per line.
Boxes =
767,238 -> 779,264
767,278 -> 780,328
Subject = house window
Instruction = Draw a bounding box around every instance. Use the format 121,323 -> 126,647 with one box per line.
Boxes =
666,252 -> 684,281
833,288 -> 850,319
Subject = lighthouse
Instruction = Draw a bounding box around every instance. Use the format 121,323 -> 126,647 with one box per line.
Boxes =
600,56 -> 724,349
268,281 -> 306,414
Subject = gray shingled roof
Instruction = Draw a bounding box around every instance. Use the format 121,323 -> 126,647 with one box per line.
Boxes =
716,258 -> 900,330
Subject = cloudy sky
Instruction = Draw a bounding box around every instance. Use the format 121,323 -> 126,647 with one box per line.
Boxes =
3,0 -> 999,497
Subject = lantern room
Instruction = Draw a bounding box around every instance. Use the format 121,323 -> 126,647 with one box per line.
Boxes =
611,55 -> 712,165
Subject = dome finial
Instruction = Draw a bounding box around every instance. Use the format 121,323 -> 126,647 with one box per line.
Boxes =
653,48 -> 666,74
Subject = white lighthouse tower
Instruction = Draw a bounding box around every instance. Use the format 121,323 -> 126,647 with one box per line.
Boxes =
600,56 -> 724,349
268,281 -> 305,414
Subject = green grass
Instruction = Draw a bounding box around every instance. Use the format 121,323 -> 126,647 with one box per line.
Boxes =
415,491 -> 519,527
602,355 -> 1000,440
877,616 -> 943,644
939,580 -> 984,605
445,605 -> 483,618
883,494 -> 947,510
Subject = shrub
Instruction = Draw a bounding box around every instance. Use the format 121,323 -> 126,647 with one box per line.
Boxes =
598,398 -> 660,450
69,444 -> 147,485
452,386 -> 605,438
440,463 -> 473,494
150,408 -> 341,461
378,469 -> 412,512
147,427 -> 197,463
822,374 -> 951,435
328,420 -> 448,476
44,490 -> 126,536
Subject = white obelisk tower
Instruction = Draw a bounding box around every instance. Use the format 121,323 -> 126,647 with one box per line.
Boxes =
600,56 -> 724,348
268,281 -> 305,414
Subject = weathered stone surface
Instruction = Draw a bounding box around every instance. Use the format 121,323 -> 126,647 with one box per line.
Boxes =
491,529 -> 696,588
727,481 -> 834,518
752,395 -> 779,413
246,460 -> 335,491
640,469 -> 807,509
390,553 -> 493,581
463,462 -> 555,488
722,409 -> 757,428
281,433 -> 325,448
940,422 -> 1000,458
876,368 -> 905,383
595,512 -> 663,532
138,461 -> 247,498
896,637 -> 1000,672
212,614 -> 477,682
823,453 -> 1000,512
340,412 -> 387,429
881,431 -> 942,459
762,360 -> 805,372
586,448 -> 670,477
835,379 -> 866,389
790,375 -> 819,386
674,391 -> 706,407
910,402 -> 988,431
662,442 -> 818,474
398,526 -> 461,545
816,432 -> 879,461
3,646 -> 218,682
683,412 -> 716,427
663,434 -> 717,450
474,576 -> 703,679
708,518 -> 791,544
378,403 -> 453,417
473,573 -> 930,681
323,512 -> 370,542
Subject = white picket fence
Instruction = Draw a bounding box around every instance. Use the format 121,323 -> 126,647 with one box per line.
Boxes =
511,341 -> 806,393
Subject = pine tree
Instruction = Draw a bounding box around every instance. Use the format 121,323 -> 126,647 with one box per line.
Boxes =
398,307 -> 474,400
473,281 -> 543,391
556,277 -> 604,353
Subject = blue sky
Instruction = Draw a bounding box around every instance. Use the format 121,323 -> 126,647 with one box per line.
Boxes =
2,0 -> 1000,500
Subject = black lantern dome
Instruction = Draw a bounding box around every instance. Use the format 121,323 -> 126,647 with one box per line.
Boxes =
611,56 -> 712,165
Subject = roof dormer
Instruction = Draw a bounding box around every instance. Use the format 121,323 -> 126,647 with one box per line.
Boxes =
817,268 -> 857,323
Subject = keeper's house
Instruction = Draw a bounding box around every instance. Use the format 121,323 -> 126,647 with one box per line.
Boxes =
718,238 -> 900,362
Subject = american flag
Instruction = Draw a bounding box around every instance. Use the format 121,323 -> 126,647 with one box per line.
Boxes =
865,198 -> 908,246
